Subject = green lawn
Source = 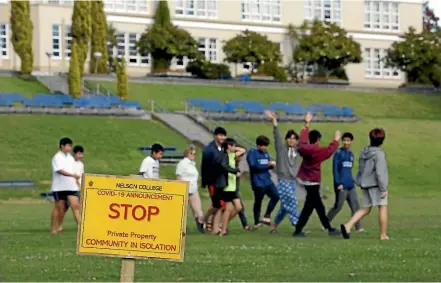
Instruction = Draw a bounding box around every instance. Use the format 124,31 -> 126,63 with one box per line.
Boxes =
1,79 -> 441,281
1,198 -> 440,281
0,115 -> 196,200
0,76 -> 49,97
223,118 -> 441,197
89,80 -> 441,120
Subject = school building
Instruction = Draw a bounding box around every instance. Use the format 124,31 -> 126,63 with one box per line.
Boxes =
0,0 -> 423,87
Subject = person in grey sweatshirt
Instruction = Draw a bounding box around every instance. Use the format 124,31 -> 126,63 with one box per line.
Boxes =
341,128 -> 390,240
264,110 -> 312,233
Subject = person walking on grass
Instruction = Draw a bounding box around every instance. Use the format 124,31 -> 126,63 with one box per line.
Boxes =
61,145 -> 85,218
139,143 -> 164,179
50,137 -> 81,234
325,133 -> 364,233
176,144 -> 205,234
341,128 -> 389,240
293,122 -> 341,237
247,135 -> 279,229
264,110 -> 312,233
201,127 -> 228,233
235,151 -> 250,231
219,138 -> 244,236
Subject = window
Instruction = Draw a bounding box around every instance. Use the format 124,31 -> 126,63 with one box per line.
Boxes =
198,38 -> 218,63
364,1 -> 399,31
175,0 -> 217,18
109,32 -> 149,66
52,24 -> 61,58
104,0 -> 148,14
0,24 -> 8,58
304,0 -> 341,25
64,25 -> 72,59
45,0 -> 73,5
364,48 -> 400,79
241,0 -> 281,23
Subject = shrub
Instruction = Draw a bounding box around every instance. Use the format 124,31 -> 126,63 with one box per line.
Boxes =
186,60 -> 231,79
257,61 -> 287,82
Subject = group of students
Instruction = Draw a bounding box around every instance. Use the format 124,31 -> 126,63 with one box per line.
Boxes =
192,110 -> 389,239
49,138 -> 85,234
49,110 -> 389,240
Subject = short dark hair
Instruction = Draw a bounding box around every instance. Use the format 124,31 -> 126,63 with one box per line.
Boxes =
73,145 -> 84,153
369,128 -> 386,147
285,130 -> 299,140
342,132 -> 354,141
59,137 -> 73,148
309,130 -> 322,144
256,135 -> 270,146
214,127 -> 227,136
151,143 -> 164,154
222,138 -> 237,152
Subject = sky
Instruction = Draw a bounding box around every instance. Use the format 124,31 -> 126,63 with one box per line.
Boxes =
429,0 -> 441,20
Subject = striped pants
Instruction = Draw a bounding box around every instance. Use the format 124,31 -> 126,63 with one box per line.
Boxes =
274,179 -> 300,225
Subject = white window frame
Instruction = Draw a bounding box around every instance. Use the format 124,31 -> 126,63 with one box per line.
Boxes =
43,0 -> 74,5
52,24 -> 62,59
364,47 -> 400,79
103,0 -> 148,14
64,25 -> 72,60
241,0 -> 281,23
198,37 -> 218,63
110,32 -> 149,66
175,0 -> 217,18
0,23 -> 8,59
364,1 -> 400,32
304,0 -> 342,25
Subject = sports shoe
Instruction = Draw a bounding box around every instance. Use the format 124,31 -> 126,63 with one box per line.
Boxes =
328,228 -> 341,237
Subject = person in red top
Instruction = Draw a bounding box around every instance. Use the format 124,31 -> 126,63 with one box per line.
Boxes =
293,118 -> 342,237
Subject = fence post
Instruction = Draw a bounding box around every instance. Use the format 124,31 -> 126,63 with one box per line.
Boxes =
151,100 -> 155,113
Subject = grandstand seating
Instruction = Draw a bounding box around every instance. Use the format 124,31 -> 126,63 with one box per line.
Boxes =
0,93 -> 145,117
186,98 -> 358,123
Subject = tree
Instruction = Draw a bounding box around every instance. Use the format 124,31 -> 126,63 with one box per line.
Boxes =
137,1 -> 199,72
10,0 -> 33,74
89,0 -> 109,74
291,20 -> 362,79
71,0 -> 92,75
223,30 -> 282,72
68,41 -> 82,98
107,24 -> 117,72
423,1 -> 440,33
115,56 -> 128,100
385,27 -> 441,87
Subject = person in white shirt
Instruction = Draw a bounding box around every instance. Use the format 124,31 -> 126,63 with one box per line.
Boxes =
176,144 -> 204,233
62,146 -> 85,216
139,143 -> 164,178
50,138 -> 81,234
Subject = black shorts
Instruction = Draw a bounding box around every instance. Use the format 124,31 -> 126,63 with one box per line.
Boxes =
222,191 -> 239,203
208,185 -> 224,208
53,191 -> 79,201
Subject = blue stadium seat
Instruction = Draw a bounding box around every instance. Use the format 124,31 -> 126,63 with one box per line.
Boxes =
23,99 -> 44,107
341,106 -> 354,116
323,108 -> 342,116
107,96 -> 121,104
119,101 -> 142,109
284,104 -> 305,115
73,99 -> 89,108
269,102 -> 289,111
201,102 -> 223,112
41,100 -> 63,108
244,103 -> 264,114
188,99 -> 222,107
0,99 -> 13,107
223,102 -> 236,113
0,93 -> 24,103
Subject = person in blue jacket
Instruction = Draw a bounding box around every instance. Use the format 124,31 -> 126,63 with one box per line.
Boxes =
246,135 -> 279,229
326,132 -> 364,232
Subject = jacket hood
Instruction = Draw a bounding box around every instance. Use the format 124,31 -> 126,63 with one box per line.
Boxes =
359,146 -> 382,160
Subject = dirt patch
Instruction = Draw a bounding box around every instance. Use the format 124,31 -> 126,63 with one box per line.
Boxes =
0,198 -> 49,204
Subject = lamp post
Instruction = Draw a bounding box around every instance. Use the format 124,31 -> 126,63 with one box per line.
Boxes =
94,51 -> 102,74
46,52 -> 53,75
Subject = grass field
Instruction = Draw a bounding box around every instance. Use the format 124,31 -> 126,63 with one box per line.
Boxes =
0,76 -> 49,97
1,79 -> 441,281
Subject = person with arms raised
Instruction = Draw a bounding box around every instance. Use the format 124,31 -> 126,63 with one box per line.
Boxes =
264,110 -> 312,233
293,123 -> 341,237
